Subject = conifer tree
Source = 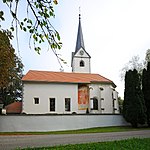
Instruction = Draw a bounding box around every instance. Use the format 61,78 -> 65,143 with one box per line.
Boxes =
142,62 -> 150,126
123,69 -> 146,127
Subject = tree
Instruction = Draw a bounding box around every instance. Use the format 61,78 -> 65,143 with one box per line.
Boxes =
120,55 -> 145,80
0,30 -> 15,88
0,0 -> 65,68
0,30 -> 23,106
142,62 -> 150,127
123,69 -> 146,127
145,49 -> 150,64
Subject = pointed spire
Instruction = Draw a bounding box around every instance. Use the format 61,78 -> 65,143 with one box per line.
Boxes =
75,13 -> 85,53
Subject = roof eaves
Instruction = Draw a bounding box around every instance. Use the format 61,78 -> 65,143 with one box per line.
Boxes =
22,80 -> 91,84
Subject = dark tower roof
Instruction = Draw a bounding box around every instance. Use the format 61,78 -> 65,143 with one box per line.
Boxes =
75,14 -> 85,53
71,13 -> 91,68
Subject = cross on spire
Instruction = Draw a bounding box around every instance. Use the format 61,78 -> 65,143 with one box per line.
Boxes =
79,6 -> 81,19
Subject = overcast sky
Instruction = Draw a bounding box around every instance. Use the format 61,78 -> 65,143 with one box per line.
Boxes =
1,0 -> 150,98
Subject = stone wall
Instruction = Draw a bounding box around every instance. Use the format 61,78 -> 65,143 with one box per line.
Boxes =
0,114 -> 128,132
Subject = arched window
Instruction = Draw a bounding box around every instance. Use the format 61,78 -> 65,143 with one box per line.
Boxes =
93,97 -> 98,110
80,60 -> 84,67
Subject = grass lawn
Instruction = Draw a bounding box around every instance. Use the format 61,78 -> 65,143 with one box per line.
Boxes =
1,126 -> 150,135
19,138 -> 150,150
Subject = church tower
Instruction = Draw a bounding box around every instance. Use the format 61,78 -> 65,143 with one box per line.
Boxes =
71,14 -> 91,73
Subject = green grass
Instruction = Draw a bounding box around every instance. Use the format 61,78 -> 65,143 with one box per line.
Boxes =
1,126 -> 150,135
19,138 -> 150,150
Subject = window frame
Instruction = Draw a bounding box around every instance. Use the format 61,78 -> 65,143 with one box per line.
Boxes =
65,98 -> 71,112
93,97 -> 98,110
49,98 -> 55,111
80,60 -> 85,67
34,97 -> 39,104
91,97 -> 98,110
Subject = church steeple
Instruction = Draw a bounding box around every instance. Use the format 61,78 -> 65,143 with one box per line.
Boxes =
71,13 -> 91,73
75,14 -> 85,53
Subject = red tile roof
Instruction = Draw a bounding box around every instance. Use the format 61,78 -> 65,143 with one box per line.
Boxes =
22,70 -> 116,87
5,101 -> 22,114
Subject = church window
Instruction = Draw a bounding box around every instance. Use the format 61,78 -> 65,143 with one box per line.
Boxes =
112,91 -> 117,100
65,98 -> 71,111
34,98 -> 39,104
113,99 -> 115,108
80,60 -> 84,67
99,87 -> 104,90
50,98 -> 55,111
91,97 -> 98,110
100,87 -> 103,90
93,97 -> 98,110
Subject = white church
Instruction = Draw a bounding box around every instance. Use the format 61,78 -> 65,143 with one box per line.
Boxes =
22,14 -> 119,114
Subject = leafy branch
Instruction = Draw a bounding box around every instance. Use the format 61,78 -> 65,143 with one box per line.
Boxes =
1,0 -> 66,69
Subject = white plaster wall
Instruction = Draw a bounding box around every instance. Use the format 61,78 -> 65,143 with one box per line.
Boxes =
89,84 -> 119,114
23,82 -> 119,115
0,115 -> 129,132
113,91 -> 120,114
23,82 -> 78,114
72,49 -> 91,73
72,57 -> 91,73
101,85 -> 113,113
89,84 -> 101,113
